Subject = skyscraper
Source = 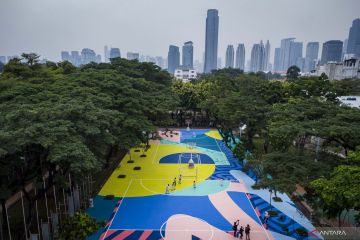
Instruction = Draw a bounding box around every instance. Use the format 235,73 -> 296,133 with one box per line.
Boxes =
167,45 -> 180,73
109,48 -> 121,59
304,42 -> 319,72
289,41 -> 303,67
182,41 -> 194,69
264,40 -> 271,71
61,51 -> 71,62
204,9 -> 219,73
273,48 -> 281,72
71,51 -> 81,66
346,18 -> 360,58
127,52 -> 140,60
217,57 -> 222,69
342,39 -> 348,60
250,41 -> 265,72
279,38 -> 295,71
81,48 -> 97,64
104,45 -> 110,63
225,45 -> 235,68
321,40 -> 343,64
235,44 -> 245,71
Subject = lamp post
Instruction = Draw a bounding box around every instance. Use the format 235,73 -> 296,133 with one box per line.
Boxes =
269,189 -> 273,210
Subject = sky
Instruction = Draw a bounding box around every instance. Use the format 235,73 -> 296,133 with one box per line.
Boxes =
0,0 -> 359,64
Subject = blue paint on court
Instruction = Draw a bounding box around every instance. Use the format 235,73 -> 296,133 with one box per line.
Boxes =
86,195 -> 121,221
159,153 -> 214,164
227,192 -> 261,224
109,194 -> 232,231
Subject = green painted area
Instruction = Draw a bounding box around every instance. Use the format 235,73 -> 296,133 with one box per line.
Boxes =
170,180 -> 230,196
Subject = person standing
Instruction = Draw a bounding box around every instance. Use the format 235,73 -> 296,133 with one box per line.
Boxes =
165,184 -> 170,194
232,220 -> 239,237
179,174 -> 182,184
193,180 -> 196,189
238,226 -> 244,239
245,224 -> 251,240
173,177 -> 177,187
264,211 -> 269,224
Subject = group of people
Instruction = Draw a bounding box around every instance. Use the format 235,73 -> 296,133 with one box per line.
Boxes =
165,175 -> 198,194
233,221 -> 251,240
165,175 -> 183,194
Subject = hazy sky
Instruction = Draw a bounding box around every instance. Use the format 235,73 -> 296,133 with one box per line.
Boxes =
0,0 -> 359,63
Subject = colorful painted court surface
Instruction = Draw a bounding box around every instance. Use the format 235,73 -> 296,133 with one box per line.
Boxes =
87,129 -> 321,240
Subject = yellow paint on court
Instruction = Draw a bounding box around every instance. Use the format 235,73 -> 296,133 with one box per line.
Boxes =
99,143 -> 215,197
205,130 -> 223,140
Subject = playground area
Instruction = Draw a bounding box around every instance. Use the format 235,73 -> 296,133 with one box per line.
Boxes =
87,129 -> 321,240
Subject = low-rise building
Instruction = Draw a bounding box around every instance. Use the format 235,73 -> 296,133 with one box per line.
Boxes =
174,69 -> 197,82
316,58 -> 360,80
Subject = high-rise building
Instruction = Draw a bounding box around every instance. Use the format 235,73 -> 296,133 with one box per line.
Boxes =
235,44 -> 245,71
264,40 -> 271,71
127,52 -> 140,60
104,45 -> 110,63
167,45 -> 180,73
273,48 -> 281,72
217,57 -> 222,69
204,9 -> 219,73
182,41 -> 194,69
289,41 -> 303,67
225,45 -> 235,68
0,56 -> 6,64
321,40 -> 343,64
279,38 -> 295,71
71,51 -> 81,66
81,48 -> 98,64
109,48 -> 121,59
194,60 -> 203,73
296,57 -> 305,72
346,18 -> 360,58
250,41 -> 265,72
155,56 -> 165,69
304,42 -> 319,72
342,39 -> 348,60
61,51 -> 71,62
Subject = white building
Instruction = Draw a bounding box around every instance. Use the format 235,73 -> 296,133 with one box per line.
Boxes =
338,96 -> 360,109
316,58 -> 360,80
174,69 -> 197,82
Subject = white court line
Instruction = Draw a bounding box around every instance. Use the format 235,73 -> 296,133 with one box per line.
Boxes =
159,215 -> 214,240
152,143 -> 160,164
140,179 -> 167,195
214,137 -> 224,154
244,194 -> 272,240
102,179 -> 133,240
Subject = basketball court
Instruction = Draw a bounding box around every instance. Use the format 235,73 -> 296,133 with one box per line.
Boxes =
87,129 -> 321,240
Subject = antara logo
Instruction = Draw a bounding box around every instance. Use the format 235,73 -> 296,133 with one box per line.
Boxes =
309,229 -> 347,237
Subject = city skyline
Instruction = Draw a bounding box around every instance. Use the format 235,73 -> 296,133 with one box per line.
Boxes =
1,0 -> 359,63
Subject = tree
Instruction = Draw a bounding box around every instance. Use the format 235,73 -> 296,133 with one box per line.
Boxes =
286,65 -> 300,80
0,61 -> 4,73
311,165 -> 360,226
0,55 -> 176,234
21,53 -> 40,66
57,212 -> 103,239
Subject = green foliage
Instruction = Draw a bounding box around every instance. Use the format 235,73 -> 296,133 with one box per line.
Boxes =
233,143 -> 246,160
0,54 -> 176,229
57,212 -> 103,240
0,61 -> 4,73
310,165 -> 360,225
286,65 -> 300,80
